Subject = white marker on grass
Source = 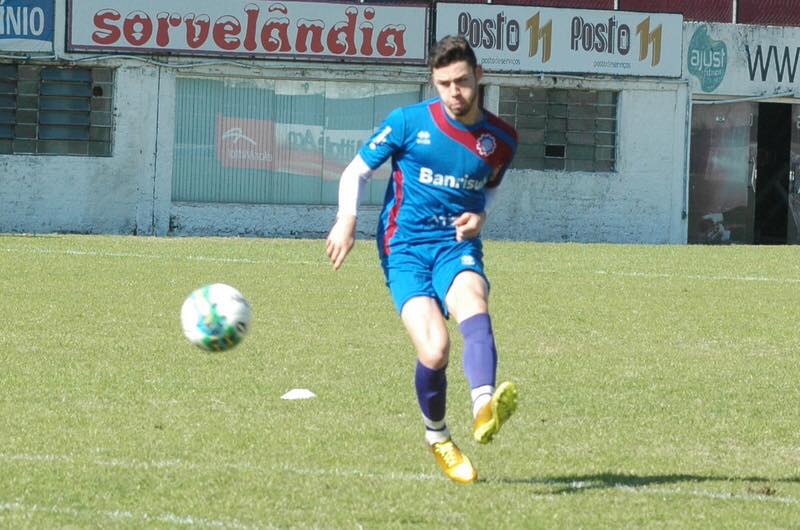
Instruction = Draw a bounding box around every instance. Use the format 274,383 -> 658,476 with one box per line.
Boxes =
281,389 -> 316,400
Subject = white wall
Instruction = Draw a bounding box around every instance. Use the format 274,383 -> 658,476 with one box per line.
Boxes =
0,66 -> 159,234
483,78 -> 690,244
0,1 -> 689,243
1,0 -> 160,235
169,76 -> 691,244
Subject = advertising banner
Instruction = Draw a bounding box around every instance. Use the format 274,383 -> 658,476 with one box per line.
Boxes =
67,0 -> 428,64
436,3 -> 683,77
172,77 -> 419,205
685,22 -> 800,97
215,114 -> 362,178
0,0 -> 55,53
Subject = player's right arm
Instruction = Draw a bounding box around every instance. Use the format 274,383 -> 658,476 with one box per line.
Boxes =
326,155 -> 373,270
326,109 -> 407,270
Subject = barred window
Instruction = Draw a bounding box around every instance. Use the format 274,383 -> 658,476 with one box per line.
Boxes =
499,87 -> 617,172
0,64 -> 113,156
0,64 -> 15,141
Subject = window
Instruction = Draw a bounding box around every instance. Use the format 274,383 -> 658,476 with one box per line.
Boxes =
0,64 -> 16,141
0,64 -> 113,156
499,87 -> 617,172
172,77 -> 422,205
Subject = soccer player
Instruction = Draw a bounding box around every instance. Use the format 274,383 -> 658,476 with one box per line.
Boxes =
325,35 -> 518,484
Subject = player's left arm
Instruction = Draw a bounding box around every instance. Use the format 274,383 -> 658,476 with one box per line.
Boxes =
454,162 -> 505,241
454,119 -> 516,241
453,210 -> 487,242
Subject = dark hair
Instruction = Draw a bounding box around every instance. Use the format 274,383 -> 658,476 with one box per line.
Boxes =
428,35 -> 477,71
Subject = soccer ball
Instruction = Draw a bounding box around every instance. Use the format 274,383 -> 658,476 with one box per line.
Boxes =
181,283 -> 252,352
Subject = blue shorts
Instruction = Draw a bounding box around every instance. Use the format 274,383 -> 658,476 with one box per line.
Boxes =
380,239 -> 487,317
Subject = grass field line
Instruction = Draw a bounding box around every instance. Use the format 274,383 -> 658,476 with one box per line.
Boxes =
0,452 -> 438,482
0,501 -> 259,529
3,452 -> 799,507
5,246 -> 800,285
593,269 -> 800,284
0,246 -> 332,267
618,485 -> 800,505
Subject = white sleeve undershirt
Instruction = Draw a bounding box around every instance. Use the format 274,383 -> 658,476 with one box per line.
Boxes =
337,154 -> 374,218
338,154 -> 498,217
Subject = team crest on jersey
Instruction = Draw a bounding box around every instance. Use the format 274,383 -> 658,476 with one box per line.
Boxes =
416,131 -> 431,145
476,133 -> 497,157
461,255 -> 476,266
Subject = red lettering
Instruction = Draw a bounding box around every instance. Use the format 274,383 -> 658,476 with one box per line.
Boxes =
87,5 -> 415,61
361,6 -> 376,55
243,5 -> 260,51
359,23 -> 373,56
261,18 -> 290,53
92,10 -> 121,45
123,11 -> 153,47
213,16 -> 242,51
184,15 -> 210,49
296,23 -> 323,53
377,26 -> 406,57
327,7 -> 357,55
155,13 -> 182,48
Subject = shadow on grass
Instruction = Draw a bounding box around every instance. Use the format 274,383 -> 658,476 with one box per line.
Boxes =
491,473 -> 800,495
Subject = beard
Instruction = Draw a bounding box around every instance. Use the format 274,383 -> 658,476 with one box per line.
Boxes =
446,95 -> 476,117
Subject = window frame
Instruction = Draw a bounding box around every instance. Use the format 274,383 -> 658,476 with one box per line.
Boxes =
0,63 -> 114,157
498,86 -> 619,173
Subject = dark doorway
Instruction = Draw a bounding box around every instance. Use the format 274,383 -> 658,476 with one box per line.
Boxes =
687,102 -> 757,245
753,103 -> 792,244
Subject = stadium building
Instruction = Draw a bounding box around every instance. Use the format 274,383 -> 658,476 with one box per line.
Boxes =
1,0 -> 798,244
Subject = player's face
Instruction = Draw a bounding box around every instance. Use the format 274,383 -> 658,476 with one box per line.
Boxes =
431,60 -> 483,123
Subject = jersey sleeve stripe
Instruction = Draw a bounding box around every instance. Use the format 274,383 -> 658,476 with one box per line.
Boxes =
382,168 -> 405,256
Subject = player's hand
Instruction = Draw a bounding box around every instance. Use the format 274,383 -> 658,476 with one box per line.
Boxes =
453,212 -> 486,241
326,214 -> 357,270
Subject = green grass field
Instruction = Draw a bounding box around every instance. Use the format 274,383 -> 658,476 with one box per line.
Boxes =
1,234 -> 799,529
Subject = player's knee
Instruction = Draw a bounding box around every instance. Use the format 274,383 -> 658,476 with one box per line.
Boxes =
417,342 -> 450,369
446,289 -> 488,321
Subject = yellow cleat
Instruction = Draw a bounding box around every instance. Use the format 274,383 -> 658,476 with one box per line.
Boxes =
430,439 -> 477,484
473,381 -> 518,444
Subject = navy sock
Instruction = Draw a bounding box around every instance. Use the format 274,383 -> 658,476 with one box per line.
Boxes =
415,361 -> 447,423
460,313 -> 497,389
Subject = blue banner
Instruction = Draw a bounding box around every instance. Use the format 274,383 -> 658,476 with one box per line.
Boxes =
0,0 -> 55,52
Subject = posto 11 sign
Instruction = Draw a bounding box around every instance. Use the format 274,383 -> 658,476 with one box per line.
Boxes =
437,3 -> 683,77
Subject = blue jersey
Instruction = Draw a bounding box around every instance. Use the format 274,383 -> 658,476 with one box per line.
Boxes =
359,97 -> 518,258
